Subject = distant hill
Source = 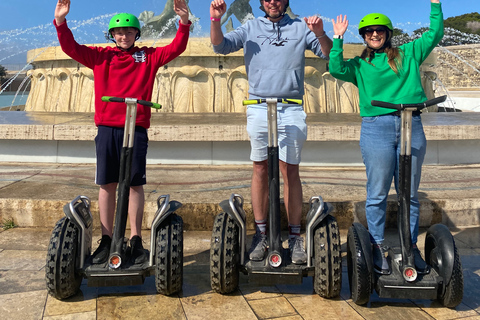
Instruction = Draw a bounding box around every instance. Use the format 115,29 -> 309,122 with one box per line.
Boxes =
444,12 -> 480,35
392,12 -> 480,46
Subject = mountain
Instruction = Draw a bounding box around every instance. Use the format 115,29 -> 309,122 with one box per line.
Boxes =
444,12 -> 480,35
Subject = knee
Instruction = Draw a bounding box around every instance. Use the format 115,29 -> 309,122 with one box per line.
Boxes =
280,161 -> 300,181
253,161 -> 268,176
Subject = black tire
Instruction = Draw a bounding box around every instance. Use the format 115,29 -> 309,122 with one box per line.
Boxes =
45,217 -> 82,299
313,215 -> 342,298
347,226 -> 371,305
425,228 -> 464,308
210,212 -> 240,294
155,213 -> 184,295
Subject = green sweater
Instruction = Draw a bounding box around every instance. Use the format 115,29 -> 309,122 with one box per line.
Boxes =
329,3 -> 444,117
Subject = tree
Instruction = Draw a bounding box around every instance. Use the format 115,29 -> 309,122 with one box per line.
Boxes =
0,65 -> 7,84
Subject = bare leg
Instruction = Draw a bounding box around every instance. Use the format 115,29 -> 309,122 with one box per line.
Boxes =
98,183 -> 117,237
251,160 -> 268,221
279,161 -> 303,225
128,185 -> 145,239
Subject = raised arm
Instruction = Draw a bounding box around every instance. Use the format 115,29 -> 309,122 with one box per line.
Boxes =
332,14 -> 349,38
174,0 -> 189,25
54,0 -> 70,25
210,0 -> 227,45
304,15 -> 332,57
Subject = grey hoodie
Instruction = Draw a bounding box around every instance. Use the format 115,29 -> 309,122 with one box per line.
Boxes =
213,14 -> 327,99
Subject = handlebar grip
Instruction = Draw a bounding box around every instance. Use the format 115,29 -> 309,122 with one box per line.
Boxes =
137,100 -> 162,109
101,96 -> 125,103
101,96 -> 162,109
243,98 -> 303,106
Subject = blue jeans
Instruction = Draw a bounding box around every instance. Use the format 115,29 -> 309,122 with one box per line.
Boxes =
359,114 -> 426,245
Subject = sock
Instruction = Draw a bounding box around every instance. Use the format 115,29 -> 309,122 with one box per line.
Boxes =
288,224 -> 301,240
255,219 -> 267,234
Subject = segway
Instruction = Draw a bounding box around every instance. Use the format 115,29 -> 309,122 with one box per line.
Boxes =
210,98 -> 342,297
347,95 -> 464,307
45,97 -> 183,299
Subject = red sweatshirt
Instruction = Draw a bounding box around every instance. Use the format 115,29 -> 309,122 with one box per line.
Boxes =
54,19 -> 191,128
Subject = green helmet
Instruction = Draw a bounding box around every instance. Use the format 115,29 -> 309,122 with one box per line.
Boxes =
358,13 -> 393,35
108,13 -> 141,40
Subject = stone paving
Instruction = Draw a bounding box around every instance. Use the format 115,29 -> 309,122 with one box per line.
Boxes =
0,226 -> 479,320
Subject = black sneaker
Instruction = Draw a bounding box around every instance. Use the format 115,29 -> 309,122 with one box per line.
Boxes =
92,235 -> 111,264
413,244 -> 430,274
129,235 -> 147,264
372,243 -> 390,274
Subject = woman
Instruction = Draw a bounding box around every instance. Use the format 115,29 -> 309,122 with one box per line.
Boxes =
329,0 -> 443,274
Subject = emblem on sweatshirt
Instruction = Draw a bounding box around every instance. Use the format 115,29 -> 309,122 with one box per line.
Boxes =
132,50 -> 147,63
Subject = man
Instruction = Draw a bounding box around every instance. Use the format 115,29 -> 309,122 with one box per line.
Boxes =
210,0 -> 332,264
54,0 -> 190,264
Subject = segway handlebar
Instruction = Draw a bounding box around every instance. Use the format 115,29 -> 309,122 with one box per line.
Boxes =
242,98 -> 303,106
101,96 -> 162,109
371,95 -> 446,111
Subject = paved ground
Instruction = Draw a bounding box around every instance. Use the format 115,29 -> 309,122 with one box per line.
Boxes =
0,162 -> 479,319
0,227 -> 479,320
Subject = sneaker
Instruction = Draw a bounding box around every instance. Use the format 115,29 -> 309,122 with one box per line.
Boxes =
372,243 -> 390,274
129,235 -> 147,264
92,235 -> 111,264
413,244 -> 430,274
289,236 -> 307,264
249,232 -> 268,261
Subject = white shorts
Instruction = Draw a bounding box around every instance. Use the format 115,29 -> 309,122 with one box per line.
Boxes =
246,104 -> 307,165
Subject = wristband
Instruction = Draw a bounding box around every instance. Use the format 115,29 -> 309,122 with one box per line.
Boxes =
210,17 -> 221,22
316,31 -> 327,39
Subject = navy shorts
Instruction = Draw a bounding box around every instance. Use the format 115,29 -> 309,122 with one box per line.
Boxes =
95,126 -> 148,186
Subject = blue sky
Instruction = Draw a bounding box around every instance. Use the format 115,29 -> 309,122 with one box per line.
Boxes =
0,0 -> 479,65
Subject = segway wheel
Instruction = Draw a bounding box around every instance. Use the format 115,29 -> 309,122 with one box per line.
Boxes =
210,212 -> 240,294
155,213 -> 184,295
347,225 -> 371,305
45,217 -> 82,299
313,215 -> 342,298
425,226 -> 464,308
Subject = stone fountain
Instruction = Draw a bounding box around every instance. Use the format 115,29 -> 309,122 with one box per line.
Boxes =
23,0 -> 441,114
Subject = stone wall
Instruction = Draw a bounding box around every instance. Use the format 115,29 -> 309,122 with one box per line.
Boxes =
424,44 -> 480,89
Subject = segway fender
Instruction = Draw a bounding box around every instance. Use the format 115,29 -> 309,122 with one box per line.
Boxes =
351,222 -> 374,275
425,223 -> 455,285
62,196 -> 93,269
150,195 -> 183,266
219,194 -> 247,265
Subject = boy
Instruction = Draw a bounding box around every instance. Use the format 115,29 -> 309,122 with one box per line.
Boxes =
54,0 -> 190,264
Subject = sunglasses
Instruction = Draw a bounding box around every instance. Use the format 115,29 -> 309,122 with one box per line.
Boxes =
364,27 -> 388,36
263,0 -> 282,2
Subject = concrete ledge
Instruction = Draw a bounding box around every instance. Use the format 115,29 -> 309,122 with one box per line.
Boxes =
1,112 -> 480,166
1,198 -> 478,231
2,112 -> 480,141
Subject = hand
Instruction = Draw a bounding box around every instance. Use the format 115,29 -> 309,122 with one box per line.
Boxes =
54,0 -> 70,25
332,14 -> 348,37
431,0 -> 440,3
304,16 -> 325,37
210,0 -> 227,20
174,0 -> 189,24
